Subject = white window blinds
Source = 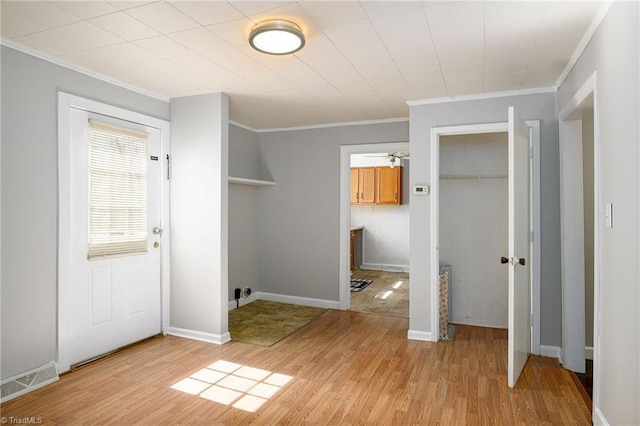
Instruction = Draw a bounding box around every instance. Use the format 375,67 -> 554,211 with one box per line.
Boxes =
88,120 -> 149,259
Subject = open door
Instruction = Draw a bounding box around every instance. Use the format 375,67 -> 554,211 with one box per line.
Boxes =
507,106 -> 531,388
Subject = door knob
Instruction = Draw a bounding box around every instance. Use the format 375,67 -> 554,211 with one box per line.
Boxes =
517,257 -> 526,266
500,256 -> 509,264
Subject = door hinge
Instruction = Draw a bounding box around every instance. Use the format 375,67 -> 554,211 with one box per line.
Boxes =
166,154 -> 171,180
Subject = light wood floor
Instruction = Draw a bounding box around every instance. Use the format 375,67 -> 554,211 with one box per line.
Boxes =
1,311 -> 590,425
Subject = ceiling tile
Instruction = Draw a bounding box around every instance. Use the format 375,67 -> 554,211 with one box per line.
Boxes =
100,42 -> 160,64
229,1 -> 293,17
298,1 -> 366,28
359,1 -> 422,17
52,1 -> 119,19
134,35 -> 194,58
436,48 -> 483,69
484,71 -> 527,92
207,18 -> 254,47
424,1 -> 483,31
124,2 -> 199,34
484,56 -> 531,75
1,9 -> 49,38
484,1 -> 545,32
169,27 -> 231,55
442,63 -> 483,84
339,41 -> 390,65
169,1 -> 244,26
541,1 -> 603,28
60,48 -> 130,71
90,11 -> 160,41
446,77 -> 483,96
60,21 -> 125,48
107,1 -> 159,11
392,53 -> 440,73
431,26 -> 484,52
2,1 -> 80,29
137,58 -> 188,77
368,8 -> 429,39
383,35 -> 436,57
322,18 -> 379,48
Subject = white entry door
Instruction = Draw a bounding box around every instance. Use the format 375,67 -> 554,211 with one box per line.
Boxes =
507,106 -> 531,387
67,108 -> 162,366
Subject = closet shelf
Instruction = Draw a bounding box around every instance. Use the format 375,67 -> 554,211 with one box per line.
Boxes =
228,176 -> 276,186
440,174 -> 507,180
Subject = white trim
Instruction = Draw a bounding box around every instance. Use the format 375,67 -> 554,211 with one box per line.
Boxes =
257,117 -> 409,133
228,176 -> 276,186
558,71 -> 601,412
593,407 -> 610,426
360,263 -> 410,273
227,292 -> 260,311
540,345 -> 562,363
556,1 -> 614,87
258,292 -> 340,310
407,330 -> 433,342
450,319 -> 507,329
339,142 -> 410,311
585,346 -> 594,360
229,120 -> 258,132
57,92 -> 171,373
407,87 -> 556,107
429,120 -> 541,357
3,38 -> 168,102
166,327 -> 231,345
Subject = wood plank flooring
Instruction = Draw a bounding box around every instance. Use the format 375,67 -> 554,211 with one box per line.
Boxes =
1,310 -> 590,425
350,269 -> 409,317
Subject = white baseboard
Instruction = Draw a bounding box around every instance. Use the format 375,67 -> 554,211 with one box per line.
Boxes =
257,292 -> 340,310
166,327 -> 231,345
593,407 -> 610,426
585,346 -> 594,360
360,263 -> 410,273
228,292 -> 259,311
540,345 -> 562,363
407,330 -> 433,342
450,318 -> 507,329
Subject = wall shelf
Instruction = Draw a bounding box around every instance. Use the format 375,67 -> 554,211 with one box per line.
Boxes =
228,176 -> 276,187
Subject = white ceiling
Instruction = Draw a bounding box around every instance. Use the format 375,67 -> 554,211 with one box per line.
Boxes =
1,1 -> 604,129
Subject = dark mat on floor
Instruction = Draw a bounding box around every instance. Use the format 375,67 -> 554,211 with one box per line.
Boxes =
350,278 -> 373,292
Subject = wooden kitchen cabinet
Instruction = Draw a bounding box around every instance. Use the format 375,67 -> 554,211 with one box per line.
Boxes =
377,166 -> 403,205
350,167 -> 376,204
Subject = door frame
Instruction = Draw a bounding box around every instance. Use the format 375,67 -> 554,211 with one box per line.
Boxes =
339,142 -> 410,310
429,120 -> 541,355
57,92 -> 171,373
558,72 -> 600,409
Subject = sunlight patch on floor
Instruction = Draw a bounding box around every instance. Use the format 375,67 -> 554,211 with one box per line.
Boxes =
171,360 -> 293,412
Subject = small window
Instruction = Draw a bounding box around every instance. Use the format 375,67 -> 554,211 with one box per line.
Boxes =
88,120 -> 148,259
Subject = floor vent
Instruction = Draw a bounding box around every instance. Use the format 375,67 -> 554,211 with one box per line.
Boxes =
1,361 -> 59,403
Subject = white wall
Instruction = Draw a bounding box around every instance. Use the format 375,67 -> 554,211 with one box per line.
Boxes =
439,133 -> 508,328
0,46 -> 169,379
557,2 -> 639,424
350,154 -> 409,269
408,92 -> 559,343
169,93 -> 229,342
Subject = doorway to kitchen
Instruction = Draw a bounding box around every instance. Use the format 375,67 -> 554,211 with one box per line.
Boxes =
339,142 -> 410,317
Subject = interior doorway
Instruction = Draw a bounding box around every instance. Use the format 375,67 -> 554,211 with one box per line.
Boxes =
339,142 -> 410,312
559,73 -> 599,405
430,112 -> 541,388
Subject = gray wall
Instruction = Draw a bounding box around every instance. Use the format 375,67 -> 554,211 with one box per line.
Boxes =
228,125 -> 261,302
408,92 -> 561,344
1,46 -> 169,379
558,2 -> 639,424
256,122 -> 409,301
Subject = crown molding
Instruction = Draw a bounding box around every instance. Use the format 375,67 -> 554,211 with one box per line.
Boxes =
228,120 -> 258,132
556,0 -> 614,88
1,38 -> 170,103
406,86 -> 557,107
255,116 -> 409,133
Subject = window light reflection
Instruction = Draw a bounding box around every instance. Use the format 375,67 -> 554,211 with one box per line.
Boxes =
170,360 -> 292,413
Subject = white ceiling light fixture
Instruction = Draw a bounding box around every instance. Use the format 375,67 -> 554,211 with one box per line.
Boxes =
249,20 -> 305,55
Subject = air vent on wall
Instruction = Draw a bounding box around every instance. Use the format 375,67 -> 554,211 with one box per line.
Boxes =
1,361 -> 59,403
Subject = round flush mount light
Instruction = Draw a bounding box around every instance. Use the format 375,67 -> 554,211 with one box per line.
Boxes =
249,20 -> 305,55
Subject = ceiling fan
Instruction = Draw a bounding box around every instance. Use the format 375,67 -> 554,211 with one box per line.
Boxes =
365,152 -> 410,168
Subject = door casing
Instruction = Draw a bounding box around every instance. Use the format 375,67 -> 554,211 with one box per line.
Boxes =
428,120 -> 541,357
57,92 -> 171,373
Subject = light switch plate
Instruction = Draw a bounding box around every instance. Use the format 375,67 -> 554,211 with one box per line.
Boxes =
605,202 -> 613,228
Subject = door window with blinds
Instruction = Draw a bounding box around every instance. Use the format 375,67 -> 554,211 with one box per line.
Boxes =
88,120 -> 149,259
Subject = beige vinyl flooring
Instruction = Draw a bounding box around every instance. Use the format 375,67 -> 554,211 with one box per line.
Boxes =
350,269 -> 409,318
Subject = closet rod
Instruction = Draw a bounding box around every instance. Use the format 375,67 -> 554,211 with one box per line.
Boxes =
439,174 -> 508,180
